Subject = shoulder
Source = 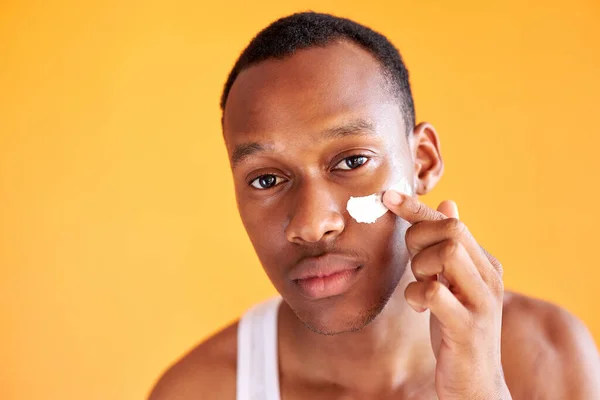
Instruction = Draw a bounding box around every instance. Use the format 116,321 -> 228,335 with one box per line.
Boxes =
501,291 -> 600,399
147,321 -> 239,400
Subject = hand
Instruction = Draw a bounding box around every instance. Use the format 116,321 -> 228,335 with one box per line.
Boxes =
382,191 -> 512,400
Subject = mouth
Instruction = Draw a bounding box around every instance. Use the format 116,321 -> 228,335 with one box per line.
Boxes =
291,255 -> 363,300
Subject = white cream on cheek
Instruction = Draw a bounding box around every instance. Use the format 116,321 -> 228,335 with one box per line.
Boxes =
346,177 -> 413,224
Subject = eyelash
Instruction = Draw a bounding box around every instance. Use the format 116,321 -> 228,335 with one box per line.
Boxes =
248,154 -> 371,190
334,154 -> 369,171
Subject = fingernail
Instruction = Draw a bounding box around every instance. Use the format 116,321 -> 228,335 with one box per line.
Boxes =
385,190 -> 402,205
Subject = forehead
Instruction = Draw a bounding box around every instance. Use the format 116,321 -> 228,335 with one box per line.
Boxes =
222,40 -> 402,147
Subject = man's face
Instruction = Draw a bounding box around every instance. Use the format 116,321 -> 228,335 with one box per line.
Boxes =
223,41 -> 417,334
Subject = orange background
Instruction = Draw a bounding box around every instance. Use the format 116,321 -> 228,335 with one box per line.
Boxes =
1,1 -> 599,399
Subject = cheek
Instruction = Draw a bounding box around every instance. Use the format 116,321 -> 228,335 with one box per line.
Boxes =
384,139 -> 416,186
354,155 -> 414,200
367,215 -> 410,290
349,212 -> 409,266
239,201 -> 289,263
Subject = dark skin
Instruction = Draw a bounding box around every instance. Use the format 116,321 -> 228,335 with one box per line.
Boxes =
149,40 -> 600,399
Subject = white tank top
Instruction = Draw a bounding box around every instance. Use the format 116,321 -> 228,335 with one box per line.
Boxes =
236,297 -> 283,400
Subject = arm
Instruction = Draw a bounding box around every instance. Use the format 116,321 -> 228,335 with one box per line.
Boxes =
543,308 -> 600,399
148,325 -> 238,400
502,296 -> 600,400
148,354 -> 235,400
148,353 -> 236,400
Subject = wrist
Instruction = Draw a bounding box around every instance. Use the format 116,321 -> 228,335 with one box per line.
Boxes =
476,380 -> 512,400
498,383 -> 512,400
470,367 -> 511,400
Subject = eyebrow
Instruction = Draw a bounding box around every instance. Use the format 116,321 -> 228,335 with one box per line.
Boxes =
230,118 -> 376,167
321,118 -> 377,140
231,142 -> 271,167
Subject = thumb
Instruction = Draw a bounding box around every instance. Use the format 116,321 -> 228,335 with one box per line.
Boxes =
437,200 -> 459,219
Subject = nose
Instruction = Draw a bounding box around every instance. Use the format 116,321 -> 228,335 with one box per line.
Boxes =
285,180 -> 345,244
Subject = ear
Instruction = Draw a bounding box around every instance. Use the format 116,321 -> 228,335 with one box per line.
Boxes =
410,122 -> 444,195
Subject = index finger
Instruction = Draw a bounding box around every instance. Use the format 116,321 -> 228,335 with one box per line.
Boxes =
383,190 -> 445,224
383,189 -> 504,280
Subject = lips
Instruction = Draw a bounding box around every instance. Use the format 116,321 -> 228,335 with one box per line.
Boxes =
290,254 -> 363,300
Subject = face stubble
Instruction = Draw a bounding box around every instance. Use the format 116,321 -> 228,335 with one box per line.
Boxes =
225,41 -> 414,336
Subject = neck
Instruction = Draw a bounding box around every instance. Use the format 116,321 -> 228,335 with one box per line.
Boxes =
278,269 -> 436,396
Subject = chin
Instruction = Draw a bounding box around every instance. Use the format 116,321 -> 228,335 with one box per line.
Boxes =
288,290 -> 393,336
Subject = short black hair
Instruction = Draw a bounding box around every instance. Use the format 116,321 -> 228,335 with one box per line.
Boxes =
220,12 -> 416,133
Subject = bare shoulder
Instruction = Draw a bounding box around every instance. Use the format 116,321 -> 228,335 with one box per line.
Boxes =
501,291 -> 600,399
148,321 -> 239,400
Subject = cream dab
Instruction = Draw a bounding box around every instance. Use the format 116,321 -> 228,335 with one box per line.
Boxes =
346,178 -> 412,224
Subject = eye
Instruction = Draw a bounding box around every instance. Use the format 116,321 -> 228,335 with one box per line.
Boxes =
334,155 -> 369,171
250,174 -> 284,190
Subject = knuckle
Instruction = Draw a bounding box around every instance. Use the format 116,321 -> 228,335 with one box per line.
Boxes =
494,260 -> 504,279
405,225 -> 419,252
490,274 -> 505,296
439,239 -> 461,261
414,201 -> 426,217
481,246 -> 503,278
474,283 -> 503,317
444,218 -> 466,237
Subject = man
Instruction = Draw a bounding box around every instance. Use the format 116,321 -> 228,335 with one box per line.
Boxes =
149,12 -> 600,399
